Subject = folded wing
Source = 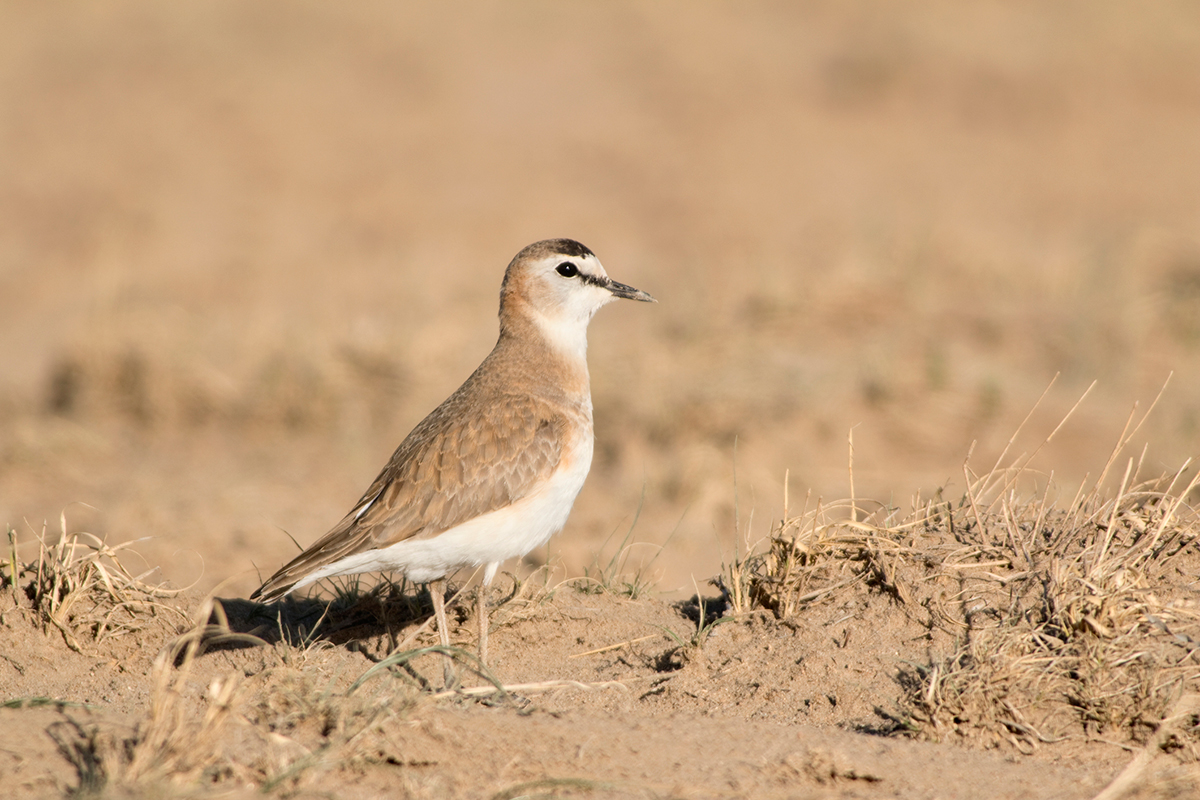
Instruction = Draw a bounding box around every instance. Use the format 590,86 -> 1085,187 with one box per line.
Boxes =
252,392 -> 566,601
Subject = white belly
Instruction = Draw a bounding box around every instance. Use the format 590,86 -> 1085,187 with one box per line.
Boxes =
290,433 -> 593,590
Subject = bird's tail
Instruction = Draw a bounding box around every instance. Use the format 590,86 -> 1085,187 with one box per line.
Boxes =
249,577 -> 295,604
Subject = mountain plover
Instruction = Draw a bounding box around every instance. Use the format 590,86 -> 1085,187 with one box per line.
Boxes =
251,239 -> 655,667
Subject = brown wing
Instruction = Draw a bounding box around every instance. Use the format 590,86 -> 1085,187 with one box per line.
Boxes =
252,391 -> 566,601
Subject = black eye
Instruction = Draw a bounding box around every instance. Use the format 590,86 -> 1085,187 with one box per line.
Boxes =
556,262 -> 578,278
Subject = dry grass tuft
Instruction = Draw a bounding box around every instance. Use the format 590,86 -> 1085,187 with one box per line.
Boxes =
719,387 -> 1200,757
44,598 -> 264,794
3,526 -> 431,796
895,460 -> 1200,752
116,602 -> 250,787
899,391 -> 1200,753
714,488 -> 917,621
46,595 -> 425,796
5,515 -> 190,652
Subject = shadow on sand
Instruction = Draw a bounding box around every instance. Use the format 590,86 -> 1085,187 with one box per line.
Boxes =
198,580 -> 441,660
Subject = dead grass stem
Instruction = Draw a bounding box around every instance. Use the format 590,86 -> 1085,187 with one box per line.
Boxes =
7,514 -> 191,651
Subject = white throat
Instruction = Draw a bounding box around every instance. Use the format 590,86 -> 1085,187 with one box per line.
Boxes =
528,306 -> 594,362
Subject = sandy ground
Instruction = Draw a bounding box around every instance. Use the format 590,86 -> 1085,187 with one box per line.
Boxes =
3,2 -> 1200,797
0,581 -> 1133,799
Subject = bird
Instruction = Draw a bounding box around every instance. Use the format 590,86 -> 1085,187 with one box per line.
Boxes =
251,238 -> 655,672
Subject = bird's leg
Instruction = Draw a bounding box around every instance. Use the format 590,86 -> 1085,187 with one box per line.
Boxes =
478,584 -> 489,667
478,562 -> 499,667
429,578 -> 455,688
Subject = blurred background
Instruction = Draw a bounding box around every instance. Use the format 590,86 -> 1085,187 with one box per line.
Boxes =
2,1 -> 1199,596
